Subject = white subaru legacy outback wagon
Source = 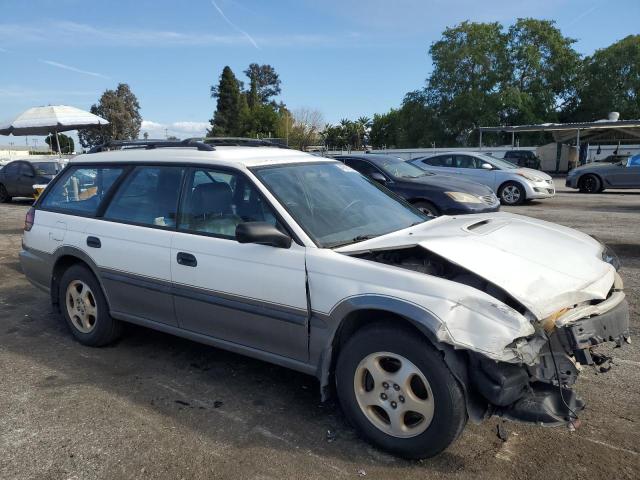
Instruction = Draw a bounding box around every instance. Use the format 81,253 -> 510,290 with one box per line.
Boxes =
20,139 -> 630,459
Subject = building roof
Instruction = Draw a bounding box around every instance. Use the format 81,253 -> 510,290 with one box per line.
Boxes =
70,145 -> 334,168
479,119 -> 640,143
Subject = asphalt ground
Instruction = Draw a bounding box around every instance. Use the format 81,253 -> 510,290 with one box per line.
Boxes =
1,179 -> 639,479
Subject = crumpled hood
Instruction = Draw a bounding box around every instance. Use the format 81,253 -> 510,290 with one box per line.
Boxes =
336,212 -> 615,320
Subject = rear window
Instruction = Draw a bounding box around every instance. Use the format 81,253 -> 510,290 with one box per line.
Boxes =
40,166 -> 124,215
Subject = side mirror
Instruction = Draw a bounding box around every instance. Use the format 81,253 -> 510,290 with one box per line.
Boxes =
236,222 -> 292,249
481,163 -> 493,170
369,172 -> 387,183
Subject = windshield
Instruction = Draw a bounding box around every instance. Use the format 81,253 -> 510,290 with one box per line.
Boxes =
253,162 -> 429,248
475,153 -> 518,170
374,157 -> 433,178
31,162 -> 63,175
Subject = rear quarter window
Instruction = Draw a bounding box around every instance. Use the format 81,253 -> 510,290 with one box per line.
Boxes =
40,166 -> 124,215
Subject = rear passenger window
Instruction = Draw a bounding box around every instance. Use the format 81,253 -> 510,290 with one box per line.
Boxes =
41,166 -> 124,215
104,166 -> 184,228
179,168 -> 278,238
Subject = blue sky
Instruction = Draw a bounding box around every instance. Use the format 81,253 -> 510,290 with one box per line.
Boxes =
1,0 -> 639,146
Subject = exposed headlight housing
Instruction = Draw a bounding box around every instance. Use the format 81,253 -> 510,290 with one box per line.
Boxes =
445,191 -> 483,204
601,244 -> 621,271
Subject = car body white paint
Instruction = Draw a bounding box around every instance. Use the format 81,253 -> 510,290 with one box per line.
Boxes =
27,147 -> 621,366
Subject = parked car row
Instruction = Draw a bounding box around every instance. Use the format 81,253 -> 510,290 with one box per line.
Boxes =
0,159 -> 65,202
19,139 -> 629,459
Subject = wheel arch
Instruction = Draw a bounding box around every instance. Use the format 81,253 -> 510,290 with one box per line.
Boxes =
313,295 -> 481,420
51,247 -> 111,312
577,172 -> 603,189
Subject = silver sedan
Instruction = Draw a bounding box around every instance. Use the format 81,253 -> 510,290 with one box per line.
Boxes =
408,152 -> 555,205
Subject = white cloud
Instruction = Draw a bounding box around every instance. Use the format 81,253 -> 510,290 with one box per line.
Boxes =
39,59 -> 110,79
140,120 -> 209,139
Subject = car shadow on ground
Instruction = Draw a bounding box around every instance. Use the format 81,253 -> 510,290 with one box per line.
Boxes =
0,286 -> 474,474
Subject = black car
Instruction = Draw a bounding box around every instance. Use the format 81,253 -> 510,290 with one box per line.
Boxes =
503,150 -> 541,169
334,154 -> 500,216
0,160 -> 63,202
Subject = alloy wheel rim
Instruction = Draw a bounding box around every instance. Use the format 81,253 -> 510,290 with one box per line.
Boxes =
65,280 -> 98,334
584,176 -> 597,192
502,185 -> 521,204
353,351 -> 435,438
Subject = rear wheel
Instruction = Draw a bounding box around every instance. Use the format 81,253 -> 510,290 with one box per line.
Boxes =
59,264 -> 122,346
498,181 -> 525,205
412,200 -> 439,217
578,174 -> 601,193
0,184 -> 11,203
336,323 -> 467,459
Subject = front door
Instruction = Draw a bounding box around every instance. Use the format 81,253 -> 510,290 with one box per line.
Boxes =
170,167 -> 309,361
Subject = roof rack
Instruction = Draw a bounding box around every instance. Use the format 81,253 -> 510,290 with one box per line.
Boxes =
189,137 -> 290,149
88,139 -> 215,153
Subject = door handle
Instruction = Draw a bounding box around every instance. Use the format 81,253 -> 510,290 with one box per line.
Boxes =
177,252 -> 197,267
86,236 -> 101,248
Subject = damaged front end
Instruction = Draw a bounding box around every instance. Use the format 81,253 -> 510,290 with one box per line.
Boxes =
350,245 -> 631,427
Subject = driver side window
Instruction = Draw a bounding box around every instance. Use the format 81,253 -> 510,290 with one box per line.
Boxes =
178,168 -> 278,238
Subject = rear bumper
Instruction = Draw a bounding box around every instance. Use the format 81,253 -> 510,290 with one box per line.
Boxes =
19,247 -> 52,293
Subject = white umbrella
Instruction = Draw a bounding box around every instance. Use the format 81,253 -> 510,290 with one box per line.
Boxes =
0,105 -> 109,153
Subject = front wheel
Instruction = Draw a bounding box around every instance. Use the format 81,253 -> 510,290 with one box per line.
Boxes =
578,174 -> 601,193
498,181 -> 526,205
336,323 -> 467,459
0,184 -> 11,203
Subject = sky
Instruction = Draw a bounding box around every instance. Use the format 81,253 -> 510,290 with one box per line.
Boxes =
0,0 -> 639,147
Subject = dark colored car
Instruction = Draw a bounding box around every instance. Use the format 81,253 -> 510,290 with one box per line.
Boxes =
566,154 -> 640,192
0,160 -> 63,202
334,154 -> 500,216
595,154 -> 630,164
503,150 -> 541,170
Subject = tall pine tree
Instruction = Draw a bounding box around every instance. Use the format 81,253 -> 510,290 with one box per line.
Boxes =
208,66 -> 243,136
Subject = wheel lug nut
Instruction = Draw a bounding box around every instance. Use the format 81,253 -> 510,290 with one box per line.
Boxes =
399,396 -> 405,403
380,393 -> 387,400
391,401 -> 397,409
382,382 -> 389,389
393,384 -> 400,391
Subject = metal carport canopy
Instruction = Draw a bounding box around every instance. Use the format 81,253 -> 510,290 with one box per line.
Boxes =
479,119 -> 640,144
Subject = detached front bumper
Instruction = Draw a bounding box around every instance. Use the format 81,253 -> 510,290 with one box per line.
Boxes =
470,297 -> 630,425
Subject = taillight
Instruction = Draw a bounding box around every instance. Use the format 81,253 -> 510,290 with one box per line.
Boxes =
24,207 -> 35,231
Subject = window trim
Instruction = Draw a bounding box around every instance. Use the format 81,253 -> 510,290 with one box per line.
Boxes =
175,165 -> 301,244
35,164 -> 130,218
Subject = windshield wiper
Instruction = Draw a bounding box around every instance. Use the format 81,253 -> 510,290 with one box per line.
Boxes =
327,234 -> 379,248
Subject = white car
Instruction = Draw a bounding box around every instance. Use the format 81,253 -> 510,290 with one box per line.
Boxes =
19,139 -> 629,459
408,152 -> 555,205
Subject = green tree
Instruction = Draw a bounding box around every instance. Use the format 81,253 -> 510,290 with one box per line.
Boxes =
567,35 -> 640,121
209,66 -> 244,136
45,133 -> 74,153
425,21 -> 510,145
503,18 -> 580,126
78,83 -> 142,149
243,63 -> 281,105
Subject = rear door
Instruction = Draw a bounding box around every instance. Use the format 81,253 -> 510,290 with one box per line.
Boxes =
170,166 -> 309,361
17,162 -> 36,196
84,165 -> 184,327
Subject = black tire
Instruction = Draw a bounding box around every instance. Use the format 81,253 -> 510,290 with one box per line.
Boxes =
498,181 -> 526,205
335,323 -> 467,459
0,184 -> 11,203
58,264 -> 122,346
578,174 -> 601,193
413,200 -> 439,217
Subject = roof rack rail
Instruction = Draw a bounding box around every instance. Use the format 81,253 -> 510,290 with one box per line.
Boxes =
188,137 -> 291,149
88,138 -> 215,153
